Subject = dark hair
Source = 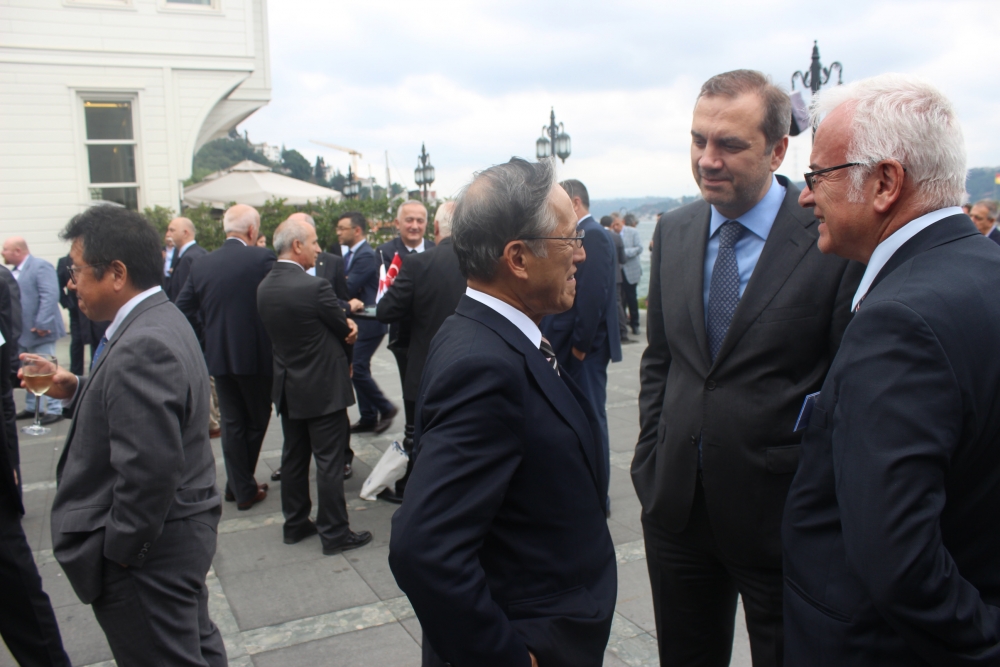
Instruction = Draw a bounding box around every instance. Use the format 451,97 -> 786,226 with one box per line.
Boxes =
60,205 -> 163,290
452,157 -> 556,282
623,213 -> 638,227
338,211 -> 368,234
699,69 -> 791,150
600,215 -> 613,228
559,179 -> 590,210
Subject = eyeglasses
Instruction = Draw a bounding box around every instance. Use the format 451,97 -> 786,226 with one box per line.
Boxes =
68,263 -> 107,283
519,229 -> 586,249
803,163 -> 861,191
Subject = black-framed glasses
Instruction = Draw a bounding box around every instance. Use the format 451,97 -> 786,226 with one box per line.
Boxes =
803,162 -> 860,191
68,262 -> 107,283
519,229 -> 585,248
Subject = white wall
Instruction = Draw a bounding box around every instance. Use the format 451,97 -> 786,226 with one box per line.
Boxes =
0,0 -> 271,264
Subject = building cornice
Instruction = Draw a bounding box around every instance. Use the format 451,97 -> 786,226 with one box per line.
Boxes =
0,46 -> 257,72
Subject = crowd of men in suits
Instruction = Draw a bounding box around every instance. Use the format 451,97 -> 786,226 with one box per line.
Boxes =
2,66 -> 1000,667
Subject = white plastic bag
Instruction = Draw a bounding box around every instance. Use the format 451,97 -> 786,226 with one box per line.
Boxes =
359,441 -> 408,500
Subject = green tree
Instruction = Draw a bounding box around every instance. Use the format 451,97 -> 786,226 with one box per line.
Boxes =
189,133 -> 271,184
143,204 -> 227,252
281,148 -> 313,182
328,169 -> 347,192
313,156 -> 329,187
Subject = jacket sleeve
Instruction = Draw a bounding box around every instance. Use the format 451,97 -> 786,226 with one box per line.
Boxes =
102,336 -> 189,567
834,300 -> 1000,663
173,276 -> 203,346
570,226 -> 613,353
33,263 -> 62,332
389,353 -> 533,667
623,227 -> 643,259
632,216 -> 671,510
316,280 -> 351,341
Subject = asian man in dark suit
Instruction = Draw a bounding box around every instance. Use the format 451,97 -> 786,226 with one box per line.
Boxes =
390,158 -> 616,667
375,201 -> 465,503
631,70 -> 861,667
43,206 -> 225,666
337,212 -> 396,438
177,203 -> 275,511
540,179 -> 621,508
258,217 -> 372,555
164,216 -> 207,302
783,74 -> 1000,666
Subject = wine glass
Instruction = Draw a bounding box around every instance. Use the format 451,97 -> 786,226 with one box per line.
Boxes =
22,354 -> 58,436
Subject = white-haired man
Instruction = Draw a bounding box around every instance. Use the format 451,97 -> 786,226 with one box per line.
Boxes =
783,74 -> 1000,664
177,204 -> 276,511
969,199 -> 1000,245
164,217 -> 207,302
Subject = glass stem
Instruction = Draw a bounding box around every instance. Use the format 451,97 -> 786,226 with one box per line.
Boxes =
33,395 -> 41,427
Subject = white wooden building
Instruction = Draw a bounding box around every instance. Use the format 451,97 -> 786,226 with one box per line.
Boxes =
0,0 -> 272,263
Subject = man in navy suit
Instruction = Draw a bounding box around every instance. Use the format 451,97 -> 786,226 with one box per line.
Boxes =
783,74 -> 1000,665
164,217 -> 207,302
390,158 -> 616,667
541,179 -> 621,506
337,212 -> 397,437
969,199 -> 999,245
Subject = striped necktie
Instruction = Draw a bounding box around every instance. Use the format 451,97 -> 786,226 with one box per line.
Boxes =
539,336 -> 559,376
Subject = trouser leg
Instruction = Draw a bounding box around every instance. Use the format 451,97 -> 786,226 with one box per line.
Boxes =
279,414 -> 313,535
310,410 -> 350,546
351,335 -> 392,422
0,504 -> 71,666
624,281 -> 640,331
393,399 -> 417,497
235,374 -> 272,488
214,375 -> 258,503
728,551 -> 785,666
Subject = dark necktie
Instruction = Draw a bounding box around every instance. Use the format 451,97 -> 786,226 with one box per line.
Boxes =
91,336 -> 108,372
706,220 -> 744,361
344,249 -> 353,270
539,336 -> 559,376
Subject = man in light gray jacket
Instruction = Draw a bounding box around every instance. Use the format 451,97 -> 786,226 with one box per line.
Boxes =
2,237 -> 65,423
619,214 -> 643,335
37,206 -> 226,667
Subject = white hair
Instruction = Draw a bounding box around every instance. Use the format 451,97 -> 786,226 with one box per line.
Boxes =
396,199 -> 427,221
273,219 -> 311,256
812,73 -> 966,210
222,205 -> 260,235
434,201 -> 456,237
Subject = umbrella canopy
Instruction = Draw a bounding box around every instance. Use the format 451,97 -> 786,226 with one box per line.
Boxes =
183,160 -> 343,207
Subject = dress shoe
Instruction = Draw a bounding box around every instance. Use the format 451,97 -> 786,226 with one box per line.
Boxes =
209,427 -> 221,439
284,521 -> 318,545
378,488 -> 403,504
350,420 -> 376,434
374,405 -> 399,435
343,463 -> 353,480
322,530 -> 373,555
236,484 -> 268,511
631,325 -> 640,336
224,489 -> 235,502
270,468 -> 281,482
15,410 -> 34,420
39,414 -> 63,426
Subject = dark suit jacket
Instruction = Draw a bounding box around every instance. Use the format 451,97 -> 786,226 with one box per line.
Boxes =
51,292 -> 220,604
257,262 -> 355,420
632,176 -> 863,567
375,236 -> 435,350
344,240 -> 385,340
314,251 -> 348,303
988,226 -> 1000,245
165,242 -> 208,302
541,215 -> 622,365
375,237 -> 466,401
389,296 -> 616,667
783,214 -> 1000,665
0,279 -> 20,514
607,227 -> 625,285
56,256 -> 77,312
176,238 -> 275,377
0,265 -> 21,373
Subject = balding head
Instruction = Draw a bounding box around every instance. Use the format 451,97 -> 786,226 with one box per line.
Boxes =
2,236 -> 28,267
273,218 -> 319,269
433,201 -> 456,241
223,204 -> 260,244
286,212 -> 317,228
166,217 -> 196,248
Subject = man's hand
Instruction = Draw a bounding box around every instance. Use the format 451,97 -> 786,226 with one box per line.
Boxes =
530,651 -> 538,667
348,298 -> 365,313
571,347 -> 586,361
30,327 -> 51,337
349,364 -> 353,379
18,354 -> 78,400
345,318 -> 359,345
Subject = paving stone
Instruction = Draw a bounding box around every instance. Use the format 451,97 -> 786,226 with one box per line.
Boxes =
54,603 -> 113,666
213,522 -> 326,576
344,544 -> 404,600
249,614 -> 420,667
615,559 -> 657,634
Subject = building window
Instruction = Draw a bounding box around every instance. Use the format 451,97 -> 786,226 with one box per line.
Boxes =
84,100 -> 139,210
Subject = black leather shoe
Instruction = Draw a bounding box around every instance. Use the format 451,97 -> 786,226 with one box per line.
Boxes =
631,326 -> 640,335
350,420 -> 376,434
374,405 -> 398,434
15,410 -> 34,420
284,522 -> 318,545
322,530 -> 373,555
378,488 -> 403,504
39,414 -> 63,426
270,468 -> 281,482
343,463 -> 353,480
224,489 -> 235,502
236,483 -> 269,511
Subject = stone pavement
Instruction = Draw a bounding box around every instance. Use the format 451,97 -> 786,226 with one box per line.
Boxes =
1,321 -> 751,666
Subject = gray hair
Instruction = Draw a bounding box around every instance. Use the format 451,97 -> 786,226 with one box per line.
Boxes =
222,204 -> 260,235
812,73 -> 966,210
452,158 -> 558,282
396,200 -> 427,221
699,69 -> 791,151
273,219 -> 311,256
434,201 -> 456,237
973,199 -> 998,219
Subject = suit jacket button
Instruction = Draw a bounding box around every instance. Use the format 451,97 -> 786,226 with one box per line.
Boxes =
137,553 -> 145,559
705,380 -> 716,391
143,543 -> 151,548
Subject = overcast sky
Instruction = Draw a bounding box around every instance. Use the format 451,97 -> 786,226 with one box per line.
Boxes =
240,0 -> 1000,200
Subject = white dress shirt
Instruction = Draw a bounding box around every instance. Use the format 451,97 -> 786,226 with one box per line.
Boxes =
465,287 -> 542,349
852,206 -> 964,310
12,256 -> 28,281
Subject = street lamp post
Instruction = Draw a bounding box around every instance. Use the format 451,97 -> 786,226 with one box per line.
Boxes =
791,40 -> 843,137
343,165 -> 360,199
536,108 -> 571,163
413,143 -> 435,202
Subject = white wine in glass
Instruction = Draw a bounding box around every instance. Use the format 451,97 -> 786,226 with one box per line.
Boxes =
22,353 -> 57,436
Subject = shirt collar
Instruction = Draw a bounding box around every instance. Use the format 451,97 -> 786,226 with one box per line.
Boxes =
179,240 -> 197,255
852,206 -> 964,310
105,286 -> 162,341
15,256 -> 30,273
349,239 -> 367,253
408,239 -> 426,253
576,214 -> 589,227
277,259 -> 305,270
465,287 -> 542,348
709,174 -> 785,241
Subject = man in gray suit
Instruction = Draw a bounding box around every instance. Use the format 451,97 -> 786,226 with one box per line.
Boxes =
619,214 -> 643,335
2,237 -> 65,423
36,205 -> 226,666
631,69 -> 861,666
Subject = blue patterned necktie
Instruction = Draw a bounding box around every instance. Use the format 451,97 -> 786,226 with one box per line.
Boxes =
91,336 -> 108,372
706,221 -> 744,361
343,249 -> 353,270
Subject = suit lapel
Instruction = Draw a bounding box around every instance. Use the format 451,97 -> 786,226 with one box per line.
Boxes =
679,204 -> 712,369
710,186 -> 815,369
